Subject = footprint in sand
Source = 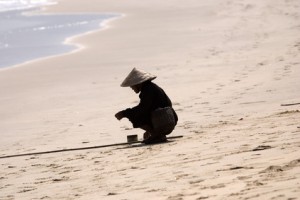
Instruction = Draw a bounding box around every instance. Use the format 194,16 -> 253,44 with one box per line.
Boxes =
260,165 -> 283,173
252,145 -> 272,151
246,180 -> 264,187
179,121 -> 196,130
293,41 -> 300,51
40,196 -> 51,199
52,176 -> 70,182
167,193 -> 185,200
18,186 -> 36,193
189,179 -> 205,185
259,159 -> 300,176
237,175 -> 252,180
210,183 -> 226,189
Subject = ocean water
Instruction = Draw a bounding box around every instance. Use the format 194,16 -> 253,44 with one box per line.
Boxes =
0,0 -> 56,12
0,0 -> 118,69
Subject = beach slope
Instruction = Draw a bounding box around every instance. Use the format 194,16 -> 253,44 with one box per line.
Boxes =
0,0 -> 300,199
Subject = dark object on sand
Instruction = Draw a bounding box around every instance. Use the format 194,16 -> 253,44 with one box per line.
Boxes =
127,134 -> 138,143
280,102 -> 300,106
252,145 -> 272,151
0,136 -> 183,159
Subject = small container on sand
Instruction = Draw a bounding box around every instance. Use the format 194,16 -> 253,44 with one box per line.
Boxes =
127,135 -> 138,143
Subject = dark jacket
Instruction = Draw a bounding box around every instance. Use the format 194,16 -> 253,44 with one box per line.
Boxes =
123,81 -> 178,128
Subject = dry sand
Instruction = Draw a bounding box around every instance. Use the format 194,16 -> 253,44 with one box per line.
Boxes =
0,0 -> 300,199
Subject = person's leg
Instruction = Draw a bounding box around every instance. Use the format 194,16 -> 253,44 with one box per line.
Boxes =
143,134 -> 167,144
140,124 -> 153,140
140,124 -> 167,144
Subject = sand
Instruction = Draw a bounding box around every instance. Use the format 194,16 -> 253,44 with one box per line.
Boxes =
0,0 -> 300,199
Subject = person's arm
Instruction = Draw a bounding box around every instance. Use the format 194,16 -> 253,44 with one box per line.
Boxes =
115,111 -> 125,120
114,89 -> 152,121
123,87 -> 154,127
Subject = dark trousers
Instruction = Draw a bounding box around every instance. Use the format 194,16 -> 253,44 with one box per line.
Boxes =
140,124 -> 174,139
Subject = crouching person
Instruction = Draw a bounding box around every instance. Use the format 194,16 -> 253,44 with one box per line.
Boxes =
115,68 -> 178,144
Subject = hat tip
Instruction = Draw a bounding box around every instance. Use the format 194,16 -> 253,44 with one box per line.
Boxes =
120,67 -> 156,87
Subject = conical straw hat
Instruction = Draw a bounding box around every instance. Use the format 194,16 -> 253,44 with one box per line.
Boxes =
121,68 -> 157,87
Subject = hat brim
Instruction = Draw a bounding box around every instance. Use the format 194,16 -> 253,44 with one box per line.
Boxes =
121,68 -> 157,87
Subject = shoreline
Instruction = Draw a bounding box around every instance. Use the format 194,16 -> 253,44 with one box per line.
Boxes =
0,0 -> 300,199
0,7 -> 121,71
0,13 -> 123,72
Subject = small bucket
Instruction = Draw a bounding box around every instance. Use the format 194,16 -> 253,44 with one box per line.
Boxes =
127,135 -> 138,143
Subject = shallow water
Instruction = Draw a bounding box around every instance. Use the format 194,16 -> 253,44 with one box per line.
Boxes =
0,8 -> 118,69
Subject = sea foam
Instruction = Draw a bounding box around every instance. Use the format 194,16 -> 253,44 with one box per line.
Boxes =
0,0 -> 56,12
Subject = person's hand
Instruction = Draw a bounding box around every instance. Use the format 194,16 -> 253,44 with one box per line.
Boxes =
115,111 -> 124,120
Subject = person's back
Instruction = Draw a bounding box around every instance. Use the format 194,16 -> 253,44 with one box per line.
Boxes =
143,81 -> 172,111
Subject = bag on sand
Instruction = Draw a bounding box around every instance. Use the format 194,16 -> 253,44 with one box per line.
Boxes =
151,107 -> 176,135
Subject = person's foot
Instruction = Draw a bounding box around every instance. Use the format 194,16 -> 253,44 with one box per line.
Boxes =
143,132 -> 151,140
142,135 -> 167,144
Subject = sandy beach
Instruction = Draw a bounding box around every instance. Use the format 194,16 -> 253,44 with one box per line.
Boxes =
0,0 -> 300,199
